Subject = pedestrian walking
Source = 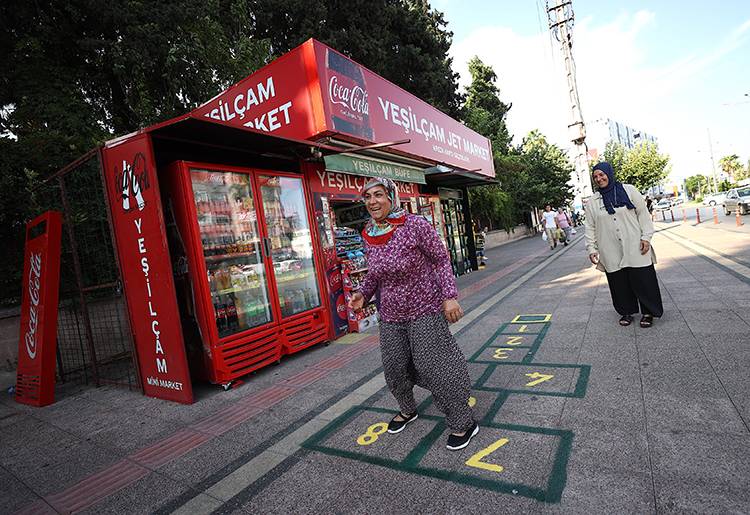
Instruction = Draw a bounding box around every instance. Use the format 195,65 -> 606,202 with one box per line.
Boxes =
556,207 -> 573,245
645,195 -> 654,214
542,204 -> 559,250
585,162 -> 664,328
348,177 -> 479,451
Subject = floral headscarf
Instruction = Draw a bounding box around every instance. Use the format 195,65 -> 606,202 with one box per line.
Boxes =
361,177 -> 407,246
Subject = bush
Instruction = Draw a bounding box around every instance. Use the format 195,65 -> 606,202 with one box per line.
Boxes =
695,196 -> 703,203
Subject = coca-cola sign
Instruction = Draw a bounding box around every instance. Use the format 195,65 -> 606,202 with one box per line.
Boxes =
15,211 -> 62,407
328,75 -> 369,115
24,253 -> 42,359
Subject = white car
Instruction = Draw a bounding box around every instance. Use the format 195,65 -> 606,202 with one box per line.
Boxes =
671,197 -> 684,207
654,199 -> 672,211
702,193 -> 727,206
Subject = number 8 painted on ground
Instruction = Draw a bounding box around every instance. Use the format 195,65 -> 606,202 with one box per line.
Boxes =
465,437 -> 510,473
357,422 -> 389,446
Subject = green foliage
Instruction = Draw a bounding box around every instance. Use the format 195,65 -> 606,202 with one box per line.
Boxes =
0,0 -> 271,304
718,179 -> 733,192
463,56 -> 512,156
685,174 -> 709,199
601,140 -> 671,191
719,154 -> 747,182
249,0 -> 463,117
468,185 -> 514,232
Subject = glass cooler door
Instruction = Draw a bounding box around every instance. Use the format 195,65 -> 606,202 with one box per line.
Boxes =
258,175 -> 322,318
190,169 -> 273,338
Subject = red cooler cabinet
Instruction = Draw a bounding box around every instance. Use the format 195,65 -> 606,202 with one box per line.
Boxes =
164,161 -> 329,385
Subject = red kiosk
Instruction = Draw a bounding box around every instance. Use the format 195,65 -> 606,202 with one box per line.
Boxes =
98,39 -> 494,403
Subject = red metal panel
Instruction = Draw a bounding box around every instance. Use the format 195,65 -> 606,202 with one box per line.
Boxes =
100,135 -> 194,403
15,211 -> 63,407
311,39 -> 494,177
190,40 -> 320,140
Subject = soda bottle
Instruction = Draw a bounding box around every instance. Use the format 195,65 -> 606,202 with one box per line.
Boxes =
226,298 -> 239,331
216,301 -> 227,335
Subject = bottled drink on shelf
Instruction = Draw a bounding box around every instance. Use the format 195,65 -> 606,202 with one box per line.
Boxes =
226,298 -> 239,331
216,301 -> 227,334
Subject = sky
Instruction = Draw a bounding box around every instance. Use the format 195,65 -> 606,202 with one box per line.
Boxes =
435,0 -> 750,184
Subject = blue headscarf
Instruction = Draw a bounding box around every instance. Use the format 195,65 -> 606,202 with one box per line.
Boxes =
593,162 -> 635,215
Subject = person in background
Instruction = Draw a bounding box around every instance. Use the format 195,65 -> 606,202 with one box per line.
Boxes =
556,207 -> 573,246
645,195 -> 654,214
542,204 -> 559,250
585,162 -> 664,328
348,177 -> 479,451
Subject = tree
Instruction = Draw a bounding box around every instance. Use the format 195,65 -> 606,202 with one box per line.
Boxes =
248,0 -> 463,117
685,175 -> 709,199
0,0 -> 271,303
719,154 -> 746,182
502,130 -> 574,212
602,141 -> 671,192
462,56 -> 515,230
463,56 -> 512,156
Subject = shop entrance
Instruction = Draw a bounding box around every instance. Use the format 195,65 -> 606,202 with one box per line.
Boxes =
440,197 -> 470,276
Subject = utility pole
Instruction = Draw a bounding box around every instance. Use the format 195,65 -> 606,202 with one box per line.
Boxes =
707,128 -> 719,194
547,0 -> 593,209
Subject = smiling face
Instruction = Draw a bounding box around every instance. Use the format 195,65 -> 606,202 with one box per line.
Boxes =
363,185 -> 392,222
593,169 -> 610,189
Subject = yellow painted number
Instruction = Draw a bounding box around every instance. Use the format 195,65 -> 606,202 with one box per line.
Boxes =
525,372 -> 554,387
518,324 -> 528,332
468,396 -> 477,407
465,437 -> 509,473
493,348 -> 513,360
356,422 -> 388,446
504,336 -> 524,346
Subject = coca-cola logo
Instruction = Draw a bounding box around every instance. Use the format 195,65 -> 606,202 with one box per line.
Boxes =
328,269 -> 342,291
335,294 -> 347,320
25,252 -> 42,359
114,152 -> 151,213
329,75 -> 369,115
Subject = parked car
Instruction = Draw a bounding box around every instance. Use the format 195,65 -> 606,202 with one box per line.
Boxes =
654,199 -> 672,211
723,187 -> 750,215
671,197 -> 684,207
702,193 -> 727,206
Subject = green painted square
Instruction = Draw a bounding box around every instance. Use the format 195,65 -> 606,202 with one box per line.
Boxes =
469,324 -> 548,364
302,406 -> 573,503
474,363 -> 591,398
511,314 -> 552,324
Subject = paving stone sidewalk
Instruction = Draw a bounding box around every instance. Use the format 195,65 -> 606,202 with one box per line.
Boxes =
2,228 -> 749,514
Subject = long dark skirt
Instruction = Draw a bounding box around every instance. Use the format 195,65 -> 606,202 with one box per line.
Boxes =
605,265 -> 664,317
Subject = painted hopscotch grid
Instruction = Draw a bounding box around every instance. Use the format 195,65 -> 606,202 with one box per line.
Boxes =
468,322 -> 550,364
301,313 -> 590,504
301,405 -> 573,503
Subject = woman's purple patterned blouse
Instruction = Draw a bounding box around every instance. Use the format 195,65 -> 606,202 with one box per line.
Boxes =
358,214 -> 458,322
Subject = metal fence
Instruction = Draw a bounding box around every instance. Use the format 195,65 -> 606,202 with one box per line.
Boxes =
40,150 -> 140,390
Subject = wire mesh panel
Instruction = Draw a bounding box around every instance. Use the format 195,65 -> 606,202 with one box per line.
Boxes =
46,152 -> 139,390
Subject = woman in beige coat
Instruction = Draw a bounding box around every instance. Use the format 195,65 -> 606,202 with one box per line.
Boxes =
585,162 -> 663,327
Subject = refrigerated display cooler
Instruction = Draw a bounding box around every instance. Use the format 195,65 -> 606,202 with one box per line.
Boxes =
163,161 -> 329,386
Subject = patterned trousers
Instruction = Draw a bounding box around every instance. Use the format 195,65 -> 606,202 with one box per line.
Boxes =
379,312 -> 475,432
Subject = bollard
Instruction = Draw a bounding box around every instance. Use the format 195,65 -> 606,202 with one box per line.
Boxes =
696,208 -> 701,224
682,208 -> 687,223
713,207 -> 719,224
670,209 -> 675,222
661,210 -> 666,222
738,208 -> 745,227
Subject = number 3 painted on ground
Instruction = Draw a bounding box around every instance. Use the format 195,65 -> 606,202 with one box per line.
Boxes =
356,422 -> 388,446
465,437 -> 510,473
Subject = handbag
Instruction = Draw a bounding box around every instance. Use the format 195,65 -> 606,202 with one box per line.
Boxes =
542,231 -> 548,242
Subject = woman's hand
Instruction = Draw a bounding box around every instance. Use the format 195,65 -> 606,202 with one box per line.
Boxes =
443,298 -> 464,324
640,240 -> 651,255
348,292 -> 364,312
589,252 -> 599,265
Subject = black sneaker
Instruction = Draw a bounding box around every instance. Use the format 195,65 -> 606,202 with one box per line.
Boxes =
387,412 -> 418,434
446,421 -> 479,451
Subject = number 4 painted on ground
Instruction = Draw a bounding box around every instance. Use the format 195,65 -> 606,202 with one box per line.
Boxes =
465,437 -> 510,473
525,372 -> 554,387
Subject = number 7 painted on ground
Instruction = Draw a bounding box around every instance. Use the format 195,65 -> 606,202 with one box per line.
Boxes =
525,372 -> 554,387
465,437 -> 510,473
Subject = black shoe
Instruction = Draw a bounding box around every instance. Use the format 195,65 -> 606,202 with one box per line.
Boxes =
387,412 -> 418,434
446,421 -> 479,451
